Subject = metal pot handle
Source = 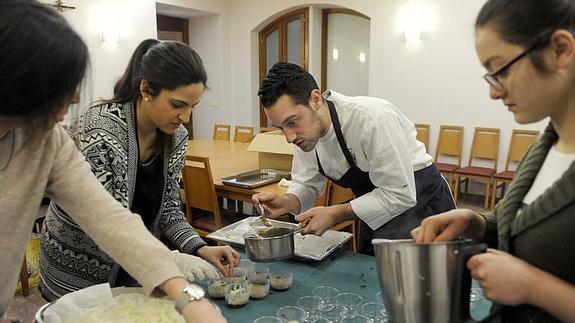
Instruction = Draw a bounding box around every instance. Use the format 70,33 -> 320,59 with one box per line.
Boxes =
451,243 -> 487,323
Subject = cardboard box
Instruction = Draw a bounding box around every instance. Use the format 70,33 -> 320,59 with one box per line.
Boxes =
247,130 -> 294,171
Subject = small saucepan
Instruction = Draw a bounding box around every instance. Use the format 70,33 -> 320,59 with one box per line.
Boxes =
244,226 -> 306,262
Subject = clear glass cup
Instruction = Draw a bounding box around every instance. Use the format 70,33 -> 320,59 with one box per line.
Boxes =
236,259 -> 256,276
250,266 -> 270,279
227,267 -> 248,284
361,302 -> 387,322
339,314 -> 372,323
312,286 -> 339,311
296,296 -> 321,322
375,291 -> 390,313
249,276 -> 270,299
375,291 -> 383,303
252,316 -> 282,323
335,293 -> 363,318
224,281 -> 249,307
207,277 -> 227,299
270,270 -> 293,291
319,304 -> 346,321
276,306 -> 307,323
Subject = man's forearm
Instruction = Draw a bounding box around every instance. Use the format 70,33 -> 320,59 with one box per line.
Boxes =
329,203 -> 356,224
282,193 -> 303,214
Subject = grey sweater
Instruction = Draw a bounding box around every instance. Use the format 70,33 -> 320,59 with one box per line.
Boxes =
0,126 -> 181,316
482,123 -> 575,323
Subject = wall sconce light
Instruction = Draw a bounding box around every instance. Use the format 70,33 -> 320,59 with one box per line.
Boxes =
396,0 -> 436,46
359,51 -> 366,64
332,48 -> 339,60
403,25 -> 423,42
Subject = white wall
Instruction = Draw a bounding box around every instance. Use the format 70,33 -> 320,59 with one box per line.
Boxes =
188,15 -> 229,139
56,0 -> 158,108
224,0 -> 548,177
57,0 -> 549,181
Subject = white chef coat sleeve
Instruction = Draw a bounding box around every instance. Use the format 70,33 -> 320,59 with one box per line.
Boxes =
286,149 -> 327,212
349,114 -> 418,230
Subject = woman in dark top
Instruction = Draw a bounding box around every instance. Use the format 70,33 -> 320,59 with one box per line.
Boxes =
40,39 -> 240,300
412,0 -> 575,322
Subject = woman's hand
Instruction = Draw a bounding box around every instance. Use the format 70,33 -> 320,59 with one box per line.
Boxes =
411,209 -> 485,243
161,277 -> 227,323
182,299 -> 227,323
196,245 -> 240,277
468,249 -> 537,305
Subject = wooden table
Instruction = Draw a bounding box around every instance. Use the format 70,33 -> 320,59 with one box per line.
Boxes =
187,139 -> 287,202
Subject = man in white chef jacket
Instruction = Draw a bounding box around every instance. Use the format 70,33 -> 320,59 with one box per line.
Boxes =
252,62 -> 455,254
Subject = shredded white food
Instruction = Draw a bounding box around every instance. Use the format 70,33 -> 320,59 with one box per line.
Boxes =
61,293 -> 185,323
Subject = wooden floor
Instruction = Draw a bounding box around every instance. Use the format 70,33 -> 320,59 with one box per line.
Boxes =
7,194 -> 486,322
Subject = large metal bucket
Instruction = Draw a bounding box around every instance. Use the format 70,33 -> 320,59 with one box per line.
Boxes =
372,239 -> 486,323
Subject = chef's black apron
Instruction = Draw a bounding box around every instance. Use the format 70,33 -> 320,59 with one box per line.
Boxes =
316,100 -> 455,254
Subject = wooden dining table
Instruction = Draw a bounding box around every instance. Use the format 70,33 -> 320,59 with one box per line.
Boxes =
186,139 -> 288,203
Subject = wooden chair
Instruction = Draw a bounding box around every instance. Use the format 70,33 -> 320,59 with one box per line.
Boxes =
182,155 -> 223,237
414,123 -> 430,153
490,129 -> 539,209
434,125 -> 464,192
454,127 -> 500,210
234,125 -> 254,143
324,181 -> 358,253
19,256 -> 29,296
212,124 -> 231,141
260,127 -> 277,133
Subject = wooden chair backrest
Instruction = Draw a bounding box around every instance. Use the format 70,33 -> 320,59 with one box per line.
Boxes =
260,127 -> 277,133
329,182 -> 354,205
234,125 -> 254,143
213,124 -> 231,141
505,129 -> 540,170
469,127 -> 500,169
414,123 -> 430,152
182,155 -> 222,228
435,125 -> 464,165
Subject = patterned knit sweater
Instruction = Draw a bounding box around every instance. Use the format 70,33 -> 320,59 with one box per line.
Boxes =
40,102 -> 206,300
481,123 -> 575,323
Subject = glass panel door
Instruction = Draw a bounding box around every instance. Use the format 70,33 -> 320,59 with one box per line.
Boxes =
265,28 -> 280,73
323,11 -> 370,96
286,18 -> 301,65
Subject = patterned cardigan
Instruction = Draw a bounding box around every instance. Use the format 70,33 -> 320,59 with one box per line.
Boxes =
39,102 -> 206,300
481,123 -> 575,323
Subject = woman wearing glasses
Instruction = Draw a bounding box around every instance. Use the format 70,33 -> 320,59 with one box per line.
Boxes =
412,0 -> 575,322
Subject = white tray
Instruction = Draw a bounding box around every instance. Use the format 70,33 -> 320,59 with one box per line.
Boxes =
207,217 -> 352,261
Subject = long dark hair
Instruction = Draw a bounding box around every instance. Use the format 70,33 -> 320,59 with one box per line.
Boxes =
476,0 -> 575,71
0,0 -> 89,130
112,39 -> 207,103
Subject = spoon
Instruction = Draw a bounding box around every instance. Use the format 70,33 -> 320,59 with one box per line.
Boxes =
256,203 -> 272,227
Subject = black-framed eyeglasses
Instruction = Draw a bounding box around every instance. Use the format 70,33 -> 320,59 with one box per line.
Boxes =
483,36 -> 550,90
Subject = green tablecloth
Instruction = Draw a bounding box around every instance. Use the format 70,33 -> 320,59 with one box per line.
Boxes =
205,248 -> 492,322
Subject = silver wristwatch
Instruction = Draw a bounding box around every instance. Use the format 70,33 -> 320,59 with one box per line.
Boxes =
175,283 -> 205,314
